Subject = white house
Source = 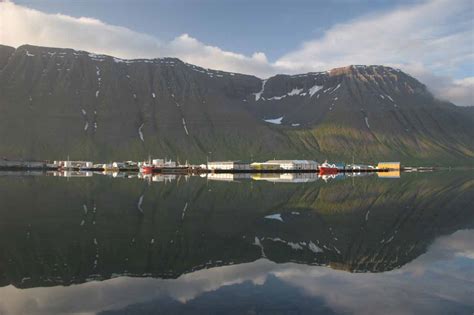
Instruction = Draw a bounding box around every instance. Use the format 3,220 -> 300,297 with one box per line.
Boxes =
207,161 -> 250,171
265,160 -> 319,170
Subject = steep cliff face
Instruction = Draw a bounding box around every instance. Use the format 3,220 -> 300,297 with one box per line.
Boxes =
245,65 -> 474,164
0,45 -> 15,70
0,44 -> 472,164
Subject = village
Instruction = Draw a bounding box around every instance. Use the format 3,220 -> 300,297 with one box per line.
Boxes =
15,158 -> 401,173
0,157 -> 407,181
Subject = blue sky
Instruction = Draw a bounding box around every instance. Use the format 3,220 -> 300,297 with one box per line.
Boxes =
1,0 -> 473,105
13,0 -> 427,61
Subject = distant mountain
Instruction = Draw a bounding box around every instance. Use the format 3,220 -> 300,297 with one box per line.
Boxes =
0,44 -> 473,165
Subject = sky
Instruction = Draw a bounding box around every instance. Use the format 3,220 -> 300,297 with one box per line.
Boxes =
0,0 -> 473,105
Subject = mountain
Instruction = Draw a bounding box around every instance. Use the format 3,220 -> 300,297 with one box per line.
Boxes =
0,44 -> 473,165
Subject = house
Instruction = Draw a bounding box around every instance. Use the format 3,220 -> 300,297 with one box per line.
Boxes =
347,164 -> 375,171
207,161 -> 251,171
112,162 -> 127,168
164,160 -> 177,168
255,160 -> 319,170
377,162 -> 401,170
57,160 -> 93,169
250,161 -> 281,171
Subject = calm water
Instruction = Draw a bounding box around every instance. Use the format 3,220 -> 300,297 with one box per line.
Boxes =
0,171 -> 473,315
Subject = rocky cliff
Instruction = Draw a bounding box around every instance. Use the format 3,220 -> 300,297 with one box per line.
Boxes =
0,44 -> 472,164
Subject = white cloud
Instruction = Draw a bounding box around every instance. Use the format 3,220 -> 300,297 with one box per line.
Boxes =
0,1 -> 163,59
438,77 -> 474,107
164,34 -> 274,77
274,0 -> 473,105
402,64 -> 474,106
275,0 -> 473,73
0,0 -> 472,105
0,1 -> 274,76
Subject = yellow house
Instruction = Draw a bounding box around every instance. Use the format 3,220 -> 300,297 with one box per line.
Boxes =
377,162 -> 400,170
250,162 -> 281,171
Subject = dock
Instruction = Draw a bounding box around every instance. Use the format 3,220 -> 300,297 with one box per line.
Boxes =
0,160 -> 53,170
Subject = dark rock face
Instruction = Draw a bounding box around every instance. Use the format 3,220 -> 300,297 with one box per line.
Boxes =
0,44 -> 472,164
0,45 -> 15,70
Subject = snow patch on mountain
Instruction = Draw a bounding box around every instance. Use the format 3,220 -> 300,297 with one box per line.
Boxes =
308,241 -> 323,253
264,88 -> 305,101
182,118 -> 189,135
330,83 -> 341,93
309,85 -> 323,97
267,95 -> 285,101
288,88 -> 303,96
254,79 -> 267,101
263,116 -> 284,125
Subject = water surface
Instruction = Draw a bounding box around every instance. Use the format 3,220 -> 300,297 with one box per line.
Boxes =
0,171 -> 473,314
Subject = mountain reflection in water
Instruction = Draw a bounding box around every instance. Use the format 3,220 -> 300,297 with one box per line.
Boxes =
0,171 -> 473,315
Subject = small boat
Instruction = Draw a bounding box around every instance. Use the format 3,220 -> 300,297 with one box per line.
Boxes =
140,165 -> 155,174
319,161 -> 339,174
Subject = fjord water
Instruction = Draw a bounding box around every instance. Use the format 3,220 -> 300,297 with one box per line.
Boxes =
0,171 -> 473,314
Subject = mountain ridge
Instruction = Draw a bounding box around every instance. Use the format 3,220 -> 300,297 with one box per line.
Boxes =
0,44 -> 473,165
